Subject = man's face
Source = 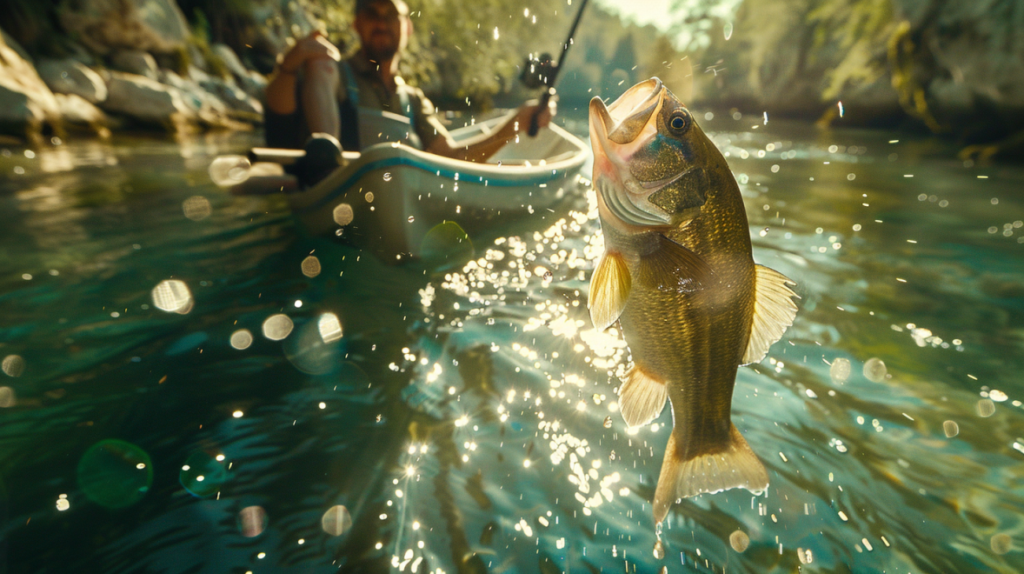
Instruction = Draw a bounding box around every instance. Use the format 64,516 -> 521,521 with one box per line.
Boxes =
355,0 -> 409,62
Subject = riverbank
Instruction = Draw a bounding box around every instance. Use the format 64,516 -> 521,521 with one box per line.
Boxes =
2,0 -> 1023,161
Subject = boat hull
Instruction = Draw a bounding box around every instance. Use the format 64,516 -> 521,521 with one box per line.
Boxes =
286,119 -> 589,257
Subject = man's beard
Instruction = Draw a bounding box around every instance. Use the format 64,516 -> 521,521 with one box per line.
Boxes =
364,39 -> 398,62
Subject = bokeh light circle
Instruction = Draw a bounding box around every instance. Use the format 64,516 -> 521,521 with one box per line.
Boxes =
76,440 -> 154,508
262,314 -> 294,341
179,449 -> 230,498
182,196 -> 212,221
152,280 -> 193,314
2,355 -> 26,377
301,256 -> 322,278
238,506 -> 268,538
230,329 -> 253,350
321,505 -> 352,536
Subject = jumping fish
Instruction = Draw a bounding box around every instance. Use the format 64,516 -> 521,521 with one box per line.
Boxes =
587,78 -> 798,524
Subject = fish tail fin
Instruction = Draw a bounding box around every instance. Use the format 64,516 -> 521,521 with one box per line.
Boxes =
653,425 -> 769,524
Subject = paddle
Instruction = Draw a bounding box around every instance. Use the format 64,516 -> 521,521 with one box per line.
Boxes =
525,0 -> 591,137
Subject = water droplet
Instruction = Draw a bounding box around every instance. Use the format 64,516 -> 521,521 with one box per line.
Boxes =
238,506 -> 268,537
729,530 -> 750,552
333,203 -> 354,226
151,280 -> 193,314
182,195 -> 212,221
862,358 -> 887,382
653,539 -> 665,560
301,255 -> 322,278
603,417 -> 613,428
322,505 -> 353,536
798,547 -> 814,564
943,420 -> 959,438
208,155 -> 251,187
408,216 -> 415,223
262,314 -> 294,341
2,355 -> 25,378
991,533 -> 1012,554
723,21 -> 734,40
230,329 -> 253,350
829,358 -> 851,383
383,172 -> 392,182
976,398 -> 995,418
365,192 -> 375,203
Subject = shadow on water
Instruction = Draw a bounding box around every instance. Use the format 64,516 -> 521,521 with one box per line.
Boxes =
1,113 -> 1024,574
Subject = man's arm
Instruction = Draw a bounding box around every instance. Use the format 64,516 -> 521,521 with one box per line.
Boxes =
265,32 -> 341,118
425,101 -> 555,162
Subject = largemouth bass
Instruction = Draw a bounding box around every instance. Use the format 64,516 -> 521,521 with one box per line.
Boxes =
587,78 -> 798,524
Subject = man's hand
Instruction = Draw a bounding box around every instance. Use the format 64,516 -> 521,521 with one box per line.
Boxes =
516,97 -> 558,134
279,31 -> 341,74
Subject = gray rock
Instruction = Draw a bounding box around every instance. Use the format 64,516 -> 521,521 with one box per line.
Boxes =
101,71 -> 195,128
211,43 -> 249,79
36,59 -> 109,104
160,69 -> 226,114
110,50 -> 159,80
0,29 -> 32,64
55,93 -> 109,133
0,31 -> 61,139
58,0 -> 191,55
200,77 -> 263,116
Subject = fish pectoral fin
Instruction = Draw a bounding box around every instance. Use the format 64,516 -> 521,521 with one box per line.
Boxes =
636,234 -> 713,293
588,251 -> 632,331
618,366 -> 667,427
742,265 -> 799,365
653,426 -> 769,524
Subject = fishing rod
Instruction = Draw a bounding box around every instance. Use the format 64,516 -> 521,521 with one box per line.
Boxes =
526,0 -> 590,137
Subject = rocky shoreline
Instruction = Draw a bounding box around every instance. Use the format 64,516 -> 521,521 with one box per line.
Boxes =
0,0 -> 322,144
3,0 -> 1023,161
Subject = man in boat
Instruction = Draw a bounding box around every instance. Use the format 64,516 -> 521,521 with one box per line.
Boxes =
263,0 -> 554,163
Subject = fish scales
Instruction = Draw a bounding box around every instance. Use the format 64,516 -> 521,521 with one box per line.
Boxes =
587,78 -> 798,526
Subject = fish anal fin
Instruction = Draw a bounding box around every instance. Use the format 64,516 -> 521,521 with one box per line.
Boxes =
618,366 -> 667,428
653,425 -> 769,524
742,264 -> 798,365
588,251 -> 631,331
637,235 -> 713,294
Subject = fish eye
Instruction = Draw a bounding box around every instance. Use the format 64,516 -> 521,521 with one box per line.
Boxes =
669,112 -> 690,132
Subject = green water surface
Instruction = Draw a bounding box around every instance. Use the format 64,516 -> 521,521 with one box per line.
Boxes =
0,114 -> 1022,573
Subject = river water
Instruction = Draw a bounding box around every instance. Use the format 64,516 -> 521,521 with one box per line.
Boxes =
0,113 -> 1022,574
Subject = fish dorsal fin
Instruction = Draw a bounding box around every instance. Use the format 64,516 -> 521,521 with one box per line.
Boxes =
618,365 -> 667,427
588,251 -> 631,331
742,265 -> 798,365
637,234 -> 714,293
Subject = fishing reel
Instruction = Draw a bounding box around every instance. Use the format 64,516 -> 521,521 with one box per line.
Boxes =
520,53 -> 556,90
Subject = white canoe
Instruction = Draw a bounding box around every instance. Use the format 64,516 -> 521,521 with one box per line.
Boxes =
285,116 -> 589,256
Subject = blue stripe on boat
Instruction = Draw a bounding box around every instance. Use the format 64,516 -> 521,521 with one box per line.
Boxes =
295,156 -> 563,214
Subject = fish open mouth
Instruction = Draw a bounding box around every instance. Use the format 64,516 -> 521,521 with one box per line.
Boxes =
590,78 -> 676,227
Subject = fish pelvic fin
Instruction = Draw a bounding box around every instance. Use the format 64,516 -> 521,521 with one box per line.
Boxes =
588,251 -> 631,331
618,366 -> 667,427
742,265 -> 799,365
653,425 -> 769,524
637,235 -> 713,294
